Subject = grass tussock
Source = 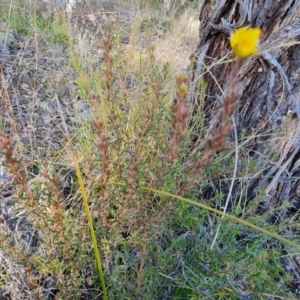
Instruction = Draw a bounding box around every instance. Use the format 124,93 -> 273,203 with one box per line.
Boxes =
0,0 -> 299,299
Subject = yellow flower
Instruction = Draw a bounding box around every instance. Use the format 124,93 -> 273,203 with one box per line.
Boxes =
230,27 -> 261,58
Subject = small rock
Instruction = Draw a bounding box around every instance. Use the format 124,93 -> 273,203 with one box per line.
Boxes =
0,30 -> 17,54
0,42 -> 10,54
0,30 -> 16,45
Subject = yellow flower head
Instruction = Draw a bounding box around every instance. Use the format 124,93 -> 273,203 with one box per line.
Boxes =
230,27 -> 261,58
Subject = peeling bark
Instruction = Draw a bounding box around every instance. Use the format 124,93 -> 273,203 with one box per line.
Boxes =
194,0 -> 300,201
193,0 -> 300,291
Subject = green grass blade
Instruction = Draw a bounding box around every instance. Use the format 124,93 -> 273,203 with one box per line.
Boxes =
141,186 -> 300,251
74,155 -> 108,300
55,95 -> 108,299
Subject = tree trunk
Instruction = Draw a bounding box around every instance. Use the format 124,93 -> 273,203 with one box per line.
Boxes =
193,0 -> 300,291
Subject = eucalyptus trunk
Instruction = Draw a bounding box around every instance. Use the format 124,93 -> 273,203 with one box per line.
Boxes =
192,0 -> 300,291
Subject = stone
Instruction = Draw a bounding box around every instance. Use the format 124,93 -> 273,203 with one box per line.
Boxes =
0,30 -> 17,54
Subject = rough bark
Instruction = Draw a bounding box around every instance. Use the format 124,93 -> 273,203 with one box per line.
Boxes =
193,0 -> 300,291
194,0 -> 300,206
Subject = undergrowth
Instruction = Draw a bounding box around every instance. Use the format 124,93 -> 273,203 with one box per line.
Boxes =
0,0 -> 299,299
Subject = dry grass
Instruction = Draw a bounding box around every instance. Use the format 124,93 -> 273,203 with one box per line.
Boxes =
0,0 -> 299,299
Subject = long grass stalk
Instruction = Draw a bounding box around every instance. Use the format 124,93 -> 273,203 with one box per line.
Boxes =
141,186 -> 300,251
73,154 -> 108,300
55,95 -> 108,299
